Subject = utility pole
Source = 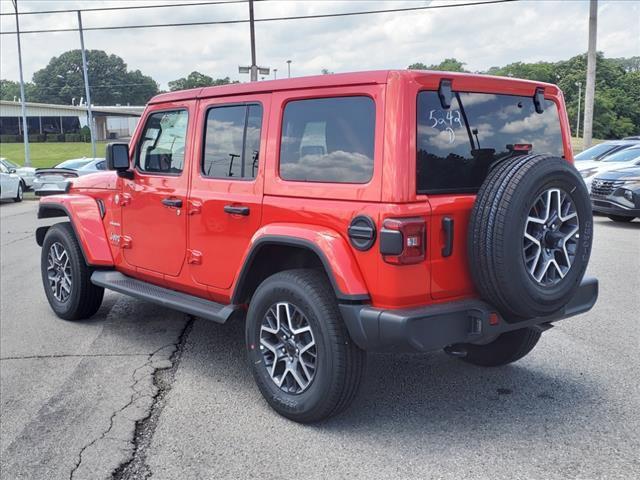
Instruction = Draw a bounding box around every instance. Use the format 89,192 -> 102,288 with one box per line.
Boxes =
575,81 -> 582,138
77,11 -> 96,158
583,0 -> 597,149
12,0 -> 31,166
248,0 -> 257,82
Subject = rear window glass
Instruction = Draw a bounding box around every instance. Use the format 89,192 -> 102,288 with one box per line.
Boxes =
280,96 -> 375,183
417,91 -> 564,194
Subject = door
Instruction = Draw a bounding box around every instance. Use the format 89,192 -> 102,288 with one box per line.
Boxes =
187,95 -> 269,289
121,106 -> 193,276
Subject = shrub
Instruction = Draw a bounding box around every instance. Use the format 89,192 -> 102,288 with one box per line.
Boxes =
0,134 -> 18,143
28,134 -> 46,142
46,134 -> 64,142
80,126 -> 91,142
65,133 -> 82,142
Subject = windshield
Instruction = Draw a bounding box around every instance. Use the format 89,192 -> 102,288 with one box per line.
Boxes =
55,159 -> 92,169
574,143 -> 620,161
600,148 -> 640,163
416,91 -> 564,194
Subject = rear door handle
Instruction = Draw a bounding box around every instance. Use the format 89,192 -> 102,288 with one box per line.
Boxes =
442,217 -> 454,257
161,197 -> 183,208
224,205 -> 250,216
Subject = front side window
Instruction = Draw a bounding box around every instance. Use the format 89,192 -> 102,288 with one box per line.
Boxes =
137,110 -> 188,174
417,91 -> 564,194
280,96 -> 375,183
202,104 -> 263,179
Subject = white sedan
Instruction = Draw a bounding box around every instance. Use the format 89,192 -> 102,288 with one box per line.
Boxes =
0,157 -> 36,189
0,162 -> 24,202
579,145 -> 640,192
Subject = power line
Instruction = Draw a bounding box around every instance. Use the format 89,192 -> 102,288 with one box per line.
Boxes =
0,0 -> 248,16
0,0 -> 518,35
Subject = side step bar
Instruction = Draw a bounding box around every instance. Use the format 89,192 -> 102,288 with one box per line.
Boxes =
91,270 -> 239,323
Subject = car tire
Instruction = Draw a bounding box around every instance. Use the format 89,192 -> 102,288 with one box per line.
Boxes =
468,154 -> 593,320
41,222 -> 104,320
13,182 -> 23,202
607,215 -> 633,223
459,327 -> 542,367
246,269 -> 366,423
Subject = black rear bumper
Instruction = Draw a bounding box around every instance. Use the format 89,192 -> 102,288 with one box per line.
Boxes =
340,277 -> 598,352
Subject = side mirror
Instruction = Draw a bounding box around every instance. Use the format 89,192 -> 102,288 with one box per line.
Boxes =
8,168 -> 17,174
106,143 -> 130,171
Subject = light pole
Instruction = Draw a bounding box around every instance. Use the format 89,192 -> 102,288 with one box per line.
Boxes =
575,81 -> 582,139
11,0 -> 31,166
77,11 -> 97,159
287,60 -> 292,78
248,0 -> 257,81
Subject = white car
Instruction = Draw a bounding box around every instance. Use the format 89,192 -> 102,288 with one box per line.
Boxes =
0,157 -> 36,189
0,162 -> 24,202
579,145 -> 640,192
32,158 -> 103,196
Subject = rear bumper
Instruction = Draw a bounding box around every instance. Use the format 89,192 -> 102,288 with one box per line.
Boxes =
340,277 -> 598,352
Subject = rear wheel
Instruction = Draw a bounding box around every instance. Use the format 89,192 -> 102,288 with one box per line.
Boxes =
246,269 -> 366,423
460,327 -> 542,367
40,222 -> 104,320
607,215 -> 634,223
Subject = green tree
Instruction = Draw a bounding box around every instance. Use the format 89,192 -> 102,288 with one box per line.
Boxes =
408,58 -> 467,72
0,79 -> 37,101
168,71 -> 236,91
31,49 -> 158,105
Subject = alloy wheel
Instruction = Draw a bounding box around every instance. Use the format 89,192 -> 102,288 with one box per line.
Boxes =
523,188 -> 580,286
47,242 -> 72,302
259,302 -> 317,394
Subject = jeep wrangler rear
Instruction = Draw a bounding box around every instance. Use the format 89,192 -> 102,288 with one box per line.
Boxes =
36,70 -> 597,423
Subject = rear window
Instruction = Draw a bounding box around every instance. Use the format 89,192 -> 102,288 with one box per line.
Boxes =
280,96 -> 375,183
417,91 -> 564,194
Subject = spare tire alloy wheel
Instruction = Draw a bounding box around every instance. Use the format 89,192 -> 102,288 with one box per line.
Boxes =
47,242 -> 72,302
260,302 -> 317,394
523,188 -> 579,286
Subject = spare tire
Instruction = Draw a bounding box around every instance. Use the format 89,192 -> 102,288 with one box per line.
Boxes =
468,154 -> 593,320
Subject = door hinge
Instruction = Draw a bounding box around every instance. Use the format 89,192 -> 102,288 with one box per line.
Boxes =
188,200 -> 202,215
114,193 -> 131,206
187,249 -> 202,265
120,235 -> 132,249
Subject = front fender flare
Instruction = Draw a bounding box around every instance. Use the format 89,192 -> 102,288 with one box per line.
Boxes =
232,224 -> 370,303
37,194 -> 114,266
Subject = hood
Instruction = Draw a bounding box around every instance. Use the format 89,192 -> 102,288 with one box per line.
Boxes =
69,171 -> 118,191
596,166 -> 640,181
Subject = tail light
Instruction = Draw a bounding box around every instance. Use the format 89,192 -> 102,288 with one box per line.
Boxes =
379,217 -> 426,265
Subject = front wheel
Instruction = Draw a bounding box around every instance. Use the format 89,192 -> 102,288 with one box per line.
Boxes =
246,269 -> 366,423
13,182 -> 23,202
41,222 -> 104,320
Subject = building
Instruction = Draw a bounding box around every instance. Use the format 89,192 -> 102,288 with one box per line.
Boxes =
0,100 -> 143,140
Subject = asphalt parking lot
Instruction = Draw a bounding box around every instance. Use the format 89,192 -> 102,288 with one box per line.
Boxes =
1,199 -> 638,480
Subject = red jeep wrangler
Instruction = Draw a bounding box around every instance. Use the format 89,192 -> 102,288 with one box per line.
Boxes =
37,70 -> 597,422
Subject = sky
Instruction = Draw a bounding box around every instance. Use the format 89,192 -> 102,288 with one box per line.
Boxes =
0,0 -> 638,90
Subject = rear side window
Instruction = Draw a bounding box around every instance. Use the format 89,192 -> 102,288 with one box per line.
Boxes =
416,91 -> 564,194
280,96 -> 375,183
203,104 -> 263,179
137,110 -> 188,174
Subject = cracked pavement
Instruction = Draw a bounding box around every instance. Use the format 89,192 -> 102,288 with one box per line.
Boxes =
1,200 -> 639,479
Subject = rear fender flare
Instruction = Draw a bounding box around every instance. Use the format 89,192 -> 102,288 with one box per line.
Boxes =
232,224 -> 370,304
37,195 -> 114,266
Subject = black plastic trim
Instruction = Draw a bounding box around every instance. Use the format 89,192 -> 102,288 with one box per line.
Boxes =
91,271 -> 239,323
534,87 -> 545,114
348,215 -> 376,251
438,79 -> 453,109
232,235 -> 371,304
441,216 -> 454,257
339,277 -> 598,352
36,203 -> 91,266
379,228 -> 403,255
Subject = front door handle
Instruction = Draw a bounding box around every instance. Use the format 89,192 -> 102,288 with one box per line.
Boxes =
224,205 -> 250,216
161,197 -> 183,208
